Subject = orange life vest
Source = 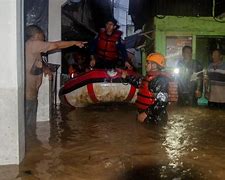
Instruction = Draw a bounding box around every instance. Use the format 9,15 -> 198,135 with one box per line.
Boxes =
96,29 -> 122,61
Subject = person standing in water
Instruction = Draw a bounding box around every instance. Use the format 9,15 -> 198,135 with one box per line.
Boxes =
25,25 -> 86,147
175,46 -> 202,106
205,49 -> 225,109
122,53 -> 175,124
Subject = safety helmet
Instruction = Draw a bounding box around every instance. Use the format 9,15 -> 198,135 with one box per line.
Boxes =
146,53 -> 166,68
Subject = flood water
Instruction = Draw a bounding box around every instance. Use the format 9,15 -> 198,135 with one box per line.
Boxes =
1,104 -> 225,180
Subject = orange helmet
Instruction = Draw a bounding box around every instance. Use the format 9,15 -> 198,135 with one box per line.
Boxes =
146,53 -> 166,67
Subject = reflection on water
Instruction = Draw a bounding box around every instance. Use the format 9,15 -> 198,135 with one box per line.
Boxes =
163,114 -> 193,168
1,104 -> 225,179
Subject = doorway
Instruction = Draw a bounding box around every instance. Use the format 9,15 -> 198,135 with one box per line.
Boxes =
196,36 -> 225,67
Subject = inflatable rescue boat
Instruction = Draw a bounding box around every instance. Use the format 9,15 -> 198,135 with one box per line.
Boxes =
59,69 -> 139,107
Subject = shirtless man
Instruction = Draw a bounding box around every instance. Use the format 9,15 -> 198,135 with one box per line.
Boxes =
25,25 -> 86,144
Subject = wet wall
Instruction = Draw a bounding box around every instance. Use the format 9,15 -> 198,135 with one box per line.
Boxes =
0,0 -> 25,165
24,0 -> 49,39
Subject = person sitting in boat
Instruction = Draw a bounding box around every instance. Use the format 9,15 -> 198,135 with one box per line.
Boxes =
122,53 -> 175,124
89,17 -> 133,70
67,51 -> 88,78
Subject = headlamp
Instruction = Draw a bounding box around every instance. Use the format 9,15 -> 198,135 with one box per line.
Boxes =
173,68 -> 180,74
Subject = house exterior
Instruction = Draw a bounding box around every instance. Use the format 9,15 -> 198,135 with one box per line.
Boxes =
154,16 -> 225,68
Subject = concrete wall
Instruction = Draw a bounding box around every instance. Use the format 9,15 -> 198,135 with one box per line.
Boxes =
48,0 -> 67,97
0,0 -> 25,165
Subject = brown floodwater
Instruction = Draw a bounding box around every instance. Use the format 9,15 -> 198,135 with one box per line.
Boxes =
1,104 -> 225,180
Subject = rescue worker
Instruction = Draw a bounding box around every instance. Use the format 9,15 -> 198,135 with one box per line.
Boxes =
89,17 -> 132,69
123,53 -> 176,124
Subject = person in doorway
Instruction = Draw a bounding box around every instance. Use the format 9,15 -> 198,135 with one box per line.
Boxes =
205,49 -> 225,109
175,45 -> 202,106
89,17 -> 133,69
122,53 -> 174,124
25,25 -> 86,147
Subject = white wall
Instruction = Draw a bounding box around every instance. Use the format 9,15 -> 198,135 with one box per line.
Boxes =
37,0 -> 67,122
49,0 -> 67,99
0,0 -> 25,165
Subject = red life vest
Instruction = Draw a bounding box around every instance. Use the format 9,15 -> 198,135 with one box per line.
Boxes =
135,71 -> 175,110
96,29 -> 122,61
135,74 -> 157,110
